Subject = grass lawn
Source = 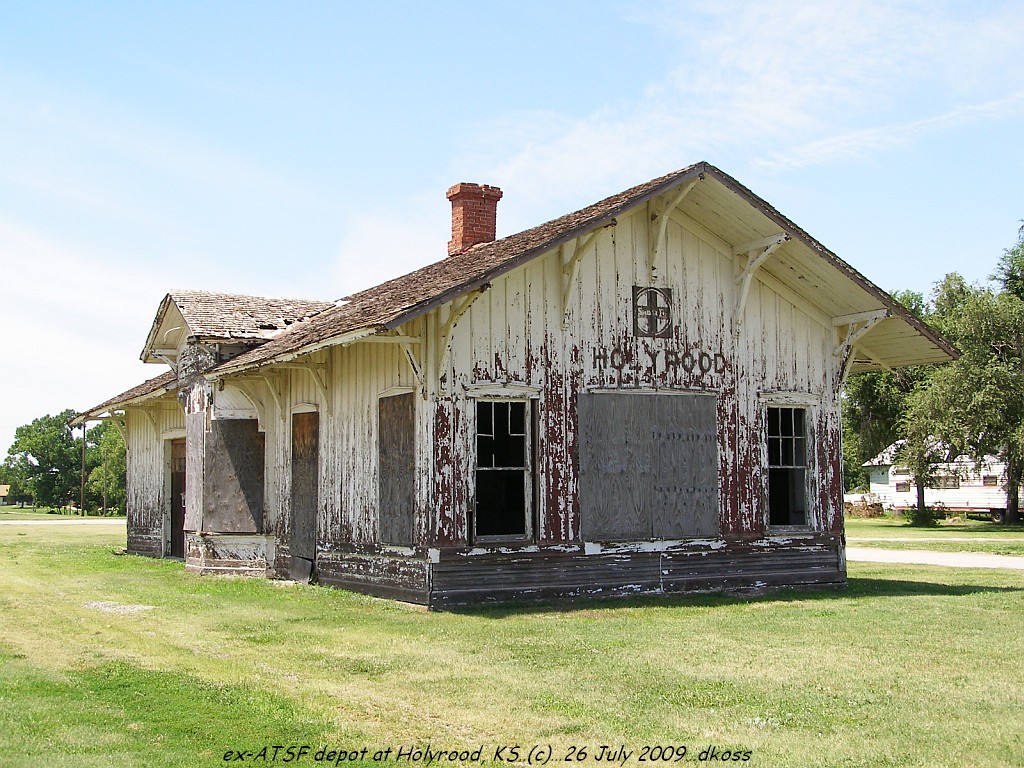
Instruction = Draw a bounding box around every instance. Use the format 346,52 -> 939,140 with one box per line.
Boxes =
1,523 -> 1022,767
0,504 -> 126,521
846,515 -> 1024,556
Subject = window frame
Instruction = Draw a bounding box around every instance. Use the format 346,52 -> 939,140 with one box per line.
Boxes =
761,395 -> 817,532
471,396 -> 537,544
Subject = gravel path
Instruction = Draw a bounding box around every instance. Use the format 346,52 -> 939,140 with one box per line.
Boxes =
847,546 -> 1024,570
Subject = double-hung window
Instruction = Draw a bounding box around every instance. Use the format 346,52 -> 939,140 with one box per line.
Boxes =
767,406 -> 808,527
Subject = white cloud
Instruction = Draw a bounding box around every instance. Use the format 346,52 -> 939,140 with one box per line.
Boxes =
755,90 -> 1024,170
0,218 -> 170,454
443,0 -> 1024,222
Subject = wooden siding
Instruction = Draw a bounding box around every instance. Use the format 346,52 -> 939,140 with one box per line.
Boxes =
433,202 -> 842,545
429,537 -> 845,608
124,396 -> 185,557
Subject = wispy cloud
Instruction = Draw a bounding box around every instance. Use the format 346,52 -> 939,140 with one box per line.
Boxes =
755,90 -> 1024,170
446,0 -> 1024,222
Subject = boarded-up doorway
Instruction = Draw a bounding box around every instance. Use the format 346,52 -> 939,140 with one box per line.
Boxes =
290,411 -> 319,581
378,392 -> 415,545
579,392 -> 719,540
170,438 -> 186,558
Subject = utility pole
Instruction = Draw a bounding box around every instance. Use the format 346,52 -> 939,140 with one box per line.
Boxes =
80,423 -> 86,516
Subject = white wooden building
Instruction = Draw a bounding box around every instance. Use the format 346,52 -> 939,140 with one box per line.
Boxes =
863,441 -> 1007,515
75,162 -> 956,607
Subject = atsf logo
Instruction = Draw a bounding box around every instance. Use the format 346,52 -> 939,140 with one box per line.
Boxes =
633,286 -> 673,338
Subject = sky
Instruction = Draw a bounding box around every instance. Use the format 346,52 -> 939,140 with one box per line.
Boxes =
2,0 -> 1024,456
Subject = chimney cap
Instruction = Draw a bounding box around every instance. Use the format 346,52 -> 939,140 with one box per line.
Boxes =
446,182 -> 503,201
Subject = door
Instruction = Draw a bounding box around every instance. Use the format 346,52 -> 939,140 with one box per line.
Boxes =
170,438 -> 186,558
290,411 -> 319,580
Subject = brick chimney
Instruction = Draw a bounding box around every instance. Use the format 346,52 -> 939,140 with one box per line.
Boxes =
446,182 -> 503,256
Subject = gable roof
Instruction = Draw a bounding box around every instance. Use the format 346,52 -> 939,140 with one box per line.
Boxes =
72,370 -> 178,424
141,290 -> 334,363
209,161 -> 956,379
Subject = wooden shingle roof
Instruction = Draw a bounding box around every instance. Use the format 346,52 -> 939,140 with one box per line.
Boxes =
167,290 -> 334,341
211,161 -> 956,377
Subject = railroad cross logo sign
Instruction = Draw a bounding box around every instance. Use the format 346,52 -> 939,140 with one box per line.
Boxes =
633,286 -> 673,338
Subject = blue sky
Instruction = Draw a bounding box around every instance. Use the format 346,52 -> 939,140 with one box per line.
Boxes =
2,0 -> 1023,455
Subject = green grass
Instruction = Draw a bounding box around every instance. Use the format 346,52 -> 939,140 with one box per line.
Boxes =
1,523 -> 1023,767
846,515 -> 1024,555
0,504 -> 125,520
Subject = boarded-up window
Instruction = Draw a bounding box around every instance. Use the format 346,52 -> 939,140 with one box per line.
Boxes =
474,400 -> 533,541
767,407 -> 807,527
290,411 -> 319,571
379,393 -> 415,545
202,419 -> 265,533
579,393 -> 719,540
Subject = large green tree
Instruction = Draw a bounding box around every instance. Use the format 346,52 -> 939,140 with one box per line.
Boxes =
86,421 -> 126,514
905,269 -> 1024,523
6,410 -> 83,509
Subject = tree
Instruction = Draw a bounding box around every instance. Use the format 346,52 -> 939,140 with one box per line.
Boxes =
991,222 -> 1024,301
86,422 -> 126,514
907,275 -> 1024,523
5,410 -> 82,509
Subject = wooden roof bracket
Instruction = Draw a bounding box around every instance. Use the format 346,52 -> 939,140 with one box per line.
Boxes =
833,309 -> 890,390
258,371 -> 285,420
231,380 -> 268,431
139,407 -> 159,436
648,175 -> 702,282
438,288 -> 487,383
361,329 -> 426,396
276,360 -> 332,416
561,231 -> 600,328
732,234 -> 789,337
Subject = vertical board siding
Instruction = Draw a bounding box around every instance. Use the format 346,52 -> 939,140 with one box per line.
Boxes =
434,203 -> 842,546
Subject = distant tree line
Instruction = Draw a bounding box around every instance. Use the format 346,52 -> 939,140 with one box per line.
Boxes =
844,225 -> 1024,524
0,410 -> 126,514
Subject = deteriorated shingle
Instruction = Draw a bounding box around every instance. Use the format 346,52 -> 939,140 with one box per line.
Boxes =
212,164 -> 709,375
168,290 -> 335,341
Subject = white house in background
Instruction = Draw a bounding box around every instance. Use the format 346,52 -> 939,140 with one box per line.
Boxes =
863,441 -> 1008,515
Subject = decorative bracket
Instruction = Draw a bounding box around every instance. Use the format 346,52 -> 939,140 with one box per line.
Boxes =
648,175 -> 702,281
438,288 -> 487,376
732,234 -> 789,337
276,361 -> 332,415
833,309 -> 890,389
561,231 -> 600,327
259,371 -> 285,418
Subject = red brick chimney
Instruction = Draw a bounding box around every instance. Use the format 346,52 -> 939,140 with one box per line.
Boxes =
446,182 -> 503,256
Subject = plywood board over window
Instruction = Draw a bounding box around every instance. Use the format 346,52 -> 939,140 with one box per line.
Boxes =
290,411 -> 319,579
379,392 -> 416,545
579,392 -> 719,541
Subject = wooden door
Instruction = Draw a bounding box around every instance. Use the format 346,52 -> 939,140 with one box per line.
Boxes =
290,411 -> 319,580
170,438 -> 186,558
378,393 -> 415,545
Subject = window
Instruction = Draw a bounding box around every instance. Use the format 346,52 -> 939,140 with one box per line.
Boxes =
983,475 -> 999,487
895,481 -> 912,493
767,407 -> 807,527
929,475 -> 960,490
474,400 -> 534,541
893,466 -> 911,476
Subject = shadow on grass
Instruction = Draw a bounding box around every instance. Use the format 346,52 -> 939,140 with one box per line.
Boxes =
447,576 -> 1023,619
